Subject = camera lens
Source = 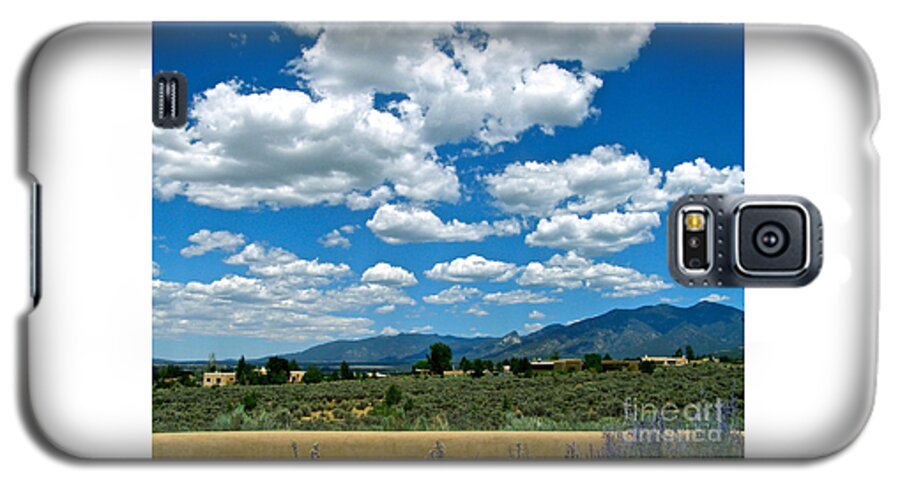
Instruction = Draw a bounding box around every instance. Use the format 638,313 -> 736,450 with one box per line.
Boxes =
687,257 -> 702,268
687,236 -> 702,249
760,231 -> 779,247
753,223 -> 788,256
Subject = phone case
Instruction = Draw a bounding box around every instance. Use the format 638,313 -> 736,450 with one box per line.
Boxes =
25,22 -> 878,460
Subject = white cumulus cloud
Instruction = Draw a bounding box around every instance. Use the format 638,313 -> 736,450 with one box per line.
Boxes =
180,229 -> 246,257
516,251 -> 671,297
318,229 -> 351,249
374,305 -> 397,314
482,289 -> 558,305
153,24 -> 653,211
699,293 -> 730,303
366,204 -> 520,244
153,276 -> 377,342
316,284 -> 416,313
523,323 -> 544,333
424,254 -> 519,282
156,227 -> 426,342
224,242 -> 350,286
484,145 -> 743,217
484,145 -> 653,217
524,211 -> 660,256
423,285 -> 481,305
380,326 -> 401,336
154,273 -> 417,342
153,82 -> 459,210
289,23 -> 650,145
361,262 -> 419,287
466,307 -> 489,317
629,158 -> 745,211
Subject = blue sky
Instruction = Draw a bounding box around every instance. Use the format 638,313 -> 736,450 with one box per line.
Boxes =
152,23 -> 744,360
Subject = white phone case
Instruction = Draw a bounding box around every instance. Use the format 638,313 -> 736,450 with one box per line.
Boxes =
25,23 -> 878,459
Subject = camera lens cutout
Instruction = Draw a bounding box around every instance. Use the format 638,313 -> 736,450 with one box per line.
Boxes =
736,203 -> 809,275
753,222 -> 788,257
668,195 -> 822,287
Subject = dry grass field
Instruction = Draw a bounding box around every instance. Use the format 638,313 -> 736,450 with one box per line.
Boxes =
153,430 -> 744,460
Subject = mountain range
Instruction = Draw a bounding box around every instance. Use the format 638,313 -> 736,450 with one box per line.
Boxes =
276,302 -> 743,365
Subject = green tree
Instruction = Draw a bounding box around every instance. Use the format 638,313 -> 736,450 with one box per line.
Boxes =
459,357 -> 471,372
550,350 -> 561,361
603,353 -> 612,360
340,360 -> 354,380
155,364 -> 183,381
384,384 -> 403,407
411,359 -> 430,373
685,345 -> 696,361
207,352 -> 218,372
674,347 -> 683,358
510,357 -> 532,375
153,365 -> 189,388
235,355 -> 251,385
178,373 -> 198,387
471,359 -> 485,377
288,359 -> 301,371
427,342 -> 453,375
302,365 -> 324,384
265,356 -> 291,384
249,369 -> 269,385
583,353 -> 602,372
639,360 -> 656,374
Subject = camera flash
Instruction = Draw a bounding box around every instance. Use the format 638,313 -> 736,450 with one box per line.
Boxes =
685,212 -> 706,231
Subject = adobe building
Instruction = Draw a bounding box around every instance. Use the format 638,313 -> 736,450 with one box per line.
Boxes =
640,355 -> 688,366
530,358 -> 584,373
202,371 -> 236,387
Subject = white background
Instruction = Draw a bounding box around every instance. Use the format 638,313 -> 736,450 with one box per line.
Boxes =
0,0 -> 895,480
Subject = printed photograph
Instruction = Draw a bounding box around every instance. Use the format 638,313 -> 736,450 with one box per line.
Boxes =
151,22 -> 745,459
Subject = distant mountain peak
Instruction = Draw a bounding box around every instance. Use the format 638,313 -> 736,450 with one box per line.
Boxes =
500,331 -> 521,346
271,302 -> 743,365
692,300 -> 729,309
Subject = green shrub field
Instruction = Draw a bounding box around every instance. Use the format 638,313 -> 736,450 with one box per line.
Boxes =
153,363 -> 743,434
